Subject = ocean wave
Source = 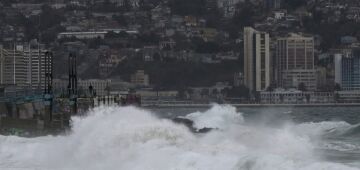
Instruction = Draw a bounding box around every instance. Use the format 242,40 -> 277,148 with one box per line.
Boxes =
320,141 -> 360,152
341,124 -> 360,138
292,121 -> 352,137
293,121 -> 360,139
0,105 -> 358,170
185,104 -> 243,130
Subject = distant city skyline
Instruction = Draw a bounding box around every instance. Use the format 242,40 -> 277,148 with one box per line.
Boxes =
0,0 -> 360,102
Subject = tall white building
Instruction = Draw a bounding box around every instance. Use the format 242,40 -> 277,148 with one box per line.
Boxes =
276,34 -> 316,91
338,48 -> 360,91
334,54 -> 343,85
243,27 -> 271,93
0,44 -> 47,89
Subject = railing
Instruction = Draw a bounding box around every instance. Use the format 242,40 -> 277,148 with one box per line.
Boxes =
141,100 -> 211,107
141,99 -> 360,107
0,90 -> 44,103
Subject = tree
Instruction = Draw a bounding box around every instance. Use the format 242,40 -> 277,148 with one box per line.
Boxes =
136,32 -> 160,45
104,84 -> 111,96
42,25 -> 65,43
232,3 -> 256,28
123,0 -> 132,11
226,85 -> 250,99
22,5 -> 65,42
334,92 -> 340,103
305,94 -> 311,103
138,0 -> 147,10
1,0 -> 13,6
212,88 -> 219,97
169,0 -> 207,16
177,88 -> 186,99
334,83 -> 341,91
200,88 -> 209,98
187,88 -> 194,98
283,0 -> 307,10
105,31 -> 129,39
298,82 -> 307,92
221,88 -> 228,97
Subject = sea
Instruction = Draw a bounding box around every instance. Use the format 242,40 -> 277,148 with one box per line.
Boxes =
0,104 -> 360,170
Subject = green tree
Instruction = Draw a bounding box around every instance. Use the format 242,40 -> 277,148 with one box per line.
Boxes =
266,85 -> 274,92
112,15 -> 128,26
266,85 -> 275,103
221,88 -> 228,97
187,88 -> 194,98
177,87 -> 187,99
194,39 -> 221,53
88,37 -> 105,49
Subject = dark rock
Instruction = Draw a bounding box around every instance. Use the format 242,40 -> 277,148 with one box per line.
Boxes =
172,117 -> 214,133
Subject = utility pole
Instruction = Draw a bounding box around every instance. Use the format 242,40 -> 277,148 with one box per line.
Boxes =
68,53 -> 78,115
44,51 -> 53,123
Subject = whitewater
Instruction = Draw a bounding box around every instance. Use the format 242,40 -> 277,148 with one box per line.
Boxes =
0,105 -> 359,170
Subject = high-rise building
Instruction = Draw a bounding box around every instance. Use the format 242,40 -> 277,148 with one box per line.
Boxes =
276,34 -> 316,91
0,44 -> 47,89
339,49 -> 360,91
243,27 -> 271,93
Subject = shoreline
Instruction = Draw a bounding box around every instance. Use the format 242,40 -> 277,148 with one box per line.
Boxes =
142,103 -> 360,108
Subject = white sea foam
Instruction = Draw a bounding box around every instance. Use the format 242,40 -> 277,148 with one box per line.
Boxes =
185,104 -> 243,130
0,105 -> 358,170
292,121 -> 352,137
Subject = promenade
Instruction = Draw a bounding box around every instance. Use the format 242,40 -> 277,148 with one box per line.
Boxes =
141,101 -> 360,108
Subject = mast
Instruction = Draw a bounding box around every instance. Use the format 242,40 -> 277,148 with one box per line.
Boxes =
68,53 -> 78,115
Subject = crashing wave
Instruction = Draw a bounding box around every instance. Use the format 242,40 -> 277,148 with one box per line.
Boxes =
0,105 -> 358,170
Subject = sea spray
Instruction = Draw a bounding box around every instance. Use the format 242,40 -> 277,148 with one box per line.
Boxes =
185,104 -> 243,130
0,105 -> 358,170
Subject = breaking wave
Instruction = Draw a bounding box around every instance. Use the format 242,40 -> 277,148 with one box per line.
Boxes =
294,121 -> 360,138
0,105 -> 358,170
